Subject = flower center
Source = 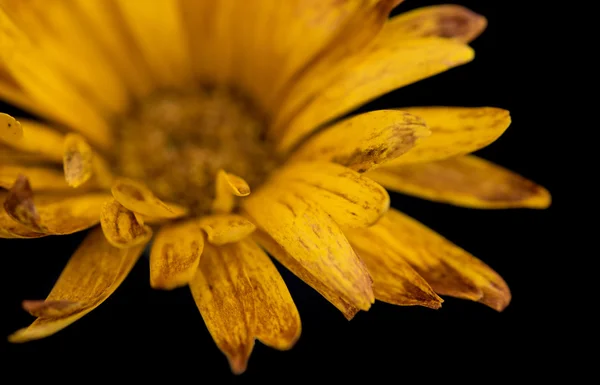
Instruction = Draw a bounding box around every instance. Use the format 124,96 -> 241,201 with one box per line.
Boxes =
113,87 -> 279,216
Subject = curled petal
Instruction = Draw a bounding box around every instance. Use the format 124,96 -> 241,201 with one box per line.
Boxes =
197,214 -> 256,245
212,170 -> 251,214
63,133 -> 94,188
0,112 -> 23,140
2,175 -> 109,235
1,116 -> 64,162
150,220 -> 204,290
100,198 -> 153,248
111,177 -> 188,218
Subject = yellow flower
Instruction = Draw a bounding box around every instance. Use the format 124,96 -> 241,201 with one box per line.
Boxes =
1,0 -> 550,374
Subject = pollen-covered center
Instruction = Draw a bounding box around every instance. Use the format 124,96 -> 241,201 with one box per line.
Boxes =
114,87 -> 279,216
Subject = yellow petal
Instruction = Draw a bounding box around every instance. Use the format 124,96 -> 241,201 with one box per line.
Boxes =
386,107 -> 511,165
0,197 -> 44,239
271,162 -> 389,228
197,214 -> 256,246
253,230 -> 360,320
100,198 -> 153,249
238,239 -> 301,351
270,0 -> 402,139
71,0 -> 153,98
289,110 -> 429,172
190,240 -> 300,374
0,143 -> 50,165
0,116 -> 64,163
386,5 -> 487,43
0,164 -> 71,191
22,300 -> 81,318
0,112 -> 22,140
111,178 -> 188,219
115,0 -> 192,88
8,227 -> 146,342
2,175 -> 109,235
276,38 -> 474,152
150,220 -> 205,290
63,133 -> 93,188
346,229 -> 443,309
189,243 -> 254,374
212,170 -> 251,214
0,68 -> 57,120
368,155 -> 551,209
1,9 -> 113,150
242,182 -> 374,310
353,209 -> 511,311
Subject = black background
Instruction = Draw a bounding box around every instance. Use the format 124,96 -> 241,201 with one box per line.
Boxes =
2,0 -> 562,380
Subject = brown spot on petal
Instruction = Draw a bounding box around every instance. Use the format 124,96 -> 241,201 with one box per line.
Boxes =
3,175 -> 46,232
22,300 -> 81,318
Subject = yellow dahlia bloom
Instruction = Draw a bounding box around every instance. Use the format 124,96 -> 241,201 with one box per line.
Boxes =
1,0 -> 550,373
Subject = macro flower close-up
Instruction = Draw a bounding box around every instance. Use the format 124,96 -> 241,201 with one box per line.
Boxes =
1,0 -> 551,374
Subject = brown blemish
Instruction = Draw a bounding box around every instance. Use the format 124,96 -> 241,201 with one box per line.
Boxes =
3,174 -> 46,232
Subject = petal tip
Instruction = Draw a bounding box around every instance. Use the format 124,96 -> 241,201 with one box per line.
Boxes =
228,354 -> 250,375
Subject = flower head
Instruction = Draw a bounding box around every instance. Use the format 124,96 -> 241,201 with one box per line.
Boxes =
1,0 -> 550,374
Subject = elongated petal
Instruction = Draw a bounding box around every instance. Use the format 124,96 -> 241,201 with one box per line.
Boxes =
289,110 -> 429,172
189,243 -> 254,374
9,227 -> 146,342
183,0 -> 398,112
1,165 -> 71,191
353,209 -> 511,311
115,0 -> 192,87
190,240 -> 300,374
197,214 -> 256,246
239,240 -> 301,351
242,182 -> 374,310
253,230 -> 360,320
2,175 -> 108,235
347,230 -> 443,309
386,5 -> 487,43
272,162 -> 389,228
277,38 -> 474,152
100,198 -> 153,248
111,178 -> 188,219
368,155 -> 551,209
212,170 -> 251,214
150,220 -> 204,290
1,115 -> 64,163
271,0 -> 402,138
386,107 -> 511,165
